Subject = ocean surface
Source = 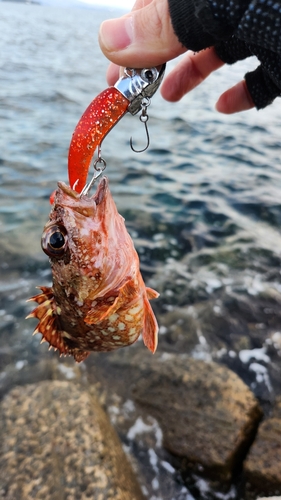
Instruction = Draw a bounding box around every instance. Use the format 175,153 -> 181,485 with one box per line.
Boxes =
0,2 -> 281,499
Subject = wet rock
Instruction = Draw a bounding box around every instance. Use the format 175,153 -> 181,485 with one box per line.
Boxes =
131,354 -> 262,482
0,380 -> 144,500
244,397 -> 281,498
0,357 -> 83,399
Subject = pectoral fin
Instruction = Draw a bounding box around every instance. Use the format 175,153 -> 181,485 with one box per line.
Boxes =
85,279 -> 138,325
142,296 -> 158,353
146,287 -> 159,300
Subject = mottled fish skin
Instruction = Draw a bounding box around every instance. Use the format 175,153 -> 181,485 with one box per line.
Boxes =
27,177 -> 159,362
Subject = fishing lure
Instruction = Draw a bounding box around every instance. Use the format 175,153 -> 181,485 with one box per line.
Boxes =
68,64 -> 165,193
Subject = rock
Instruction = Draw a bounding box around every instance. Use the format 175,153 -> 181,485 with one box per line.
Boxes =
0,358 -> 83,399
244,397 -> 281,498
0,380 -> 145,500
257,497 -> 281,500
131,354 -> 262,482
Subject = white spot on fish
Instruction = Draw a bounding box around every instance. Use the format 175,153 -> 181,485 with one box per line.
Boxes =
128,304 -> 142,315
118,322 -> 125,331
109,313 -> 119,323
125,314 -> 133,321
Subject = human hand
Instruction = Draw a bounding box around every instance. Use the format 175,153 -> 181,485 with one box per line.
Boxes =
99,0 -> 254,114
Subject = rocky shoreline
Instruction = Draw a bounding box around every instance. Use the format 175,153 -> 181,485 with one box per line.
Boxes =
0,350 -> 280,500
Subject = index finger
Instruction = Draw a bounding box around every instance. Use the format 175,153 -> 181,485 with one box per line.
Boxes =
161,48 -> 224,101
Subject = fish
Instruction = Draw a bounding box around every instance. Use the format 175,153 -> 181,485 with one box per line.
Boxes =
27,177 -> 159,362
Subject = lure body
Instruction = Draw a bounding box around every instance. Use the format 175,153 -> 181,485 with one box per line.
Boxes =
68,65 -> 166,193
68,88 -> 129,193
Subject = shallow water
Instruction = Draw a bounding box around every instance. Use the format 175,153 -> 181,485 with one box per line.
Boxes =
0,2 -> 281,498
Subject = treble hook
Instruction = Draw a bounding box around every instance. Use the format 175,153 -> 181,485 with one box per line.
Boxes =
130,97 -> 150,153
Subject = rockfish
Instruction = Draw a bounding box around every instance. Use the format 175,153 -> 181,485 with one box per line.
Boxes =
27,177 -> 159,362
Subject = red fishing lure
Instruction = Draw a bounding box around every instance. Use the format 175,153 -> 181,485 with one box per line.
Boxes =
68,65 -> 165,193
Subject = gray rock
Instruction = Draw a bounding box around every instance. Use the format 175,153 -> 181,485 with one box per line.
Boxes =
0,380 -> 145,500
0,358 -> 83,399
131,354 -> 262,482
257,497 -> 281,500
244,397 -> 281,498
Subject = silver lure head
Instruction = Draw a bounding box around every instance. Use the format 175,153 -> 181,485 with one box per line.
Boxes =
114,64 -> 166,115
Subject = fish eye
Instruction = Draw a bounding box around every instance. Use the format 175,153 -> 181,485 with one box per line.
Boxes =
41,224 -> 68,258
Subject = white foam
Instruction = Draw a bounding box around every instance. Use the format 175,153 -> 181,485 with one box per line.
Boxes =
148,448 -> 159,471
152,477 -> 160,491
272,331 -> 281,350
205,278 -> 222,294
15,360 -> 27,370
122,399 -> 135,414
57,363 -> 76,380
161,460 -> 175,474
249,362 -> 272,392
239,347 -> 270,364
127,416 -> 163,447
179,486 -> 196,500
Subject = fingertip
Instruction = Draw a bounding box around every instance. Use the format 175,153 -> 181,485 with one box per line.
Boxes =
106,63 -> 120,86
160,79 -> 182,102
216,80 -> 254,114
99,17 -> 133,54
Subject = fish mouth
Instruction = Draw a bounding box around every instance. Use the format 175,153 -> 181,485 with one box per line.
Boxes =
57,176 -> 108,205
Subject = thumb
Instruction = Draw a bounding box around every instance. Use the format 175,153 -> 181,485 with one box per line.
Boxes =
98,0 -> 185,68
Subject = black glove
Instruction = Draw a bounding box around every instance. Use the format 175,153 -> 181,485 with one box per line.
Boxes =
215,37 -> 281,109
168,0 -> 281,110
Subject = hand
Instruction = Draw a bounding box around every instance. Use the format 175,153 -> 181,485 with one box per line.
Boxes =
99,0 -> 254,114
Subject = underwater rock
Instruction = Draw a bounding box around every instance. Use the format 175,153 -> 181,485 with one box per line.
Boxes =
244,396 -> 281,498
0,380 -> 144,500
